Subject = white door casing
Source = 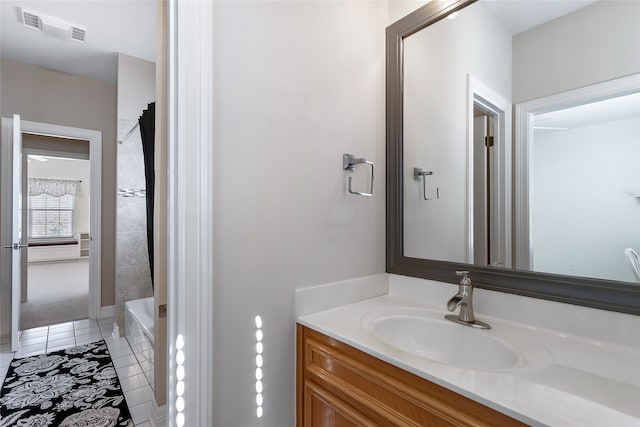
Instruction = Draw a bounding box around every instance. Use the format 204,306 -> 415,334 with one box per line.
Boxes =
167,0 -> 215,425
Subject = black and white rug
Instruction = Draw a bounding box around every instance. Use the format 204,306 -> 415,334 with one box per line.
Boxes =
0,340 -> 133,427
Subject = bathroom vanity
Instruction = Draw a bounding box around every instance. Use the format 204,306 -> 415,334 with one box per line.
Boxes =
295,281 -> 640,427
297,324 -> 525,426
296,0 -> 640,423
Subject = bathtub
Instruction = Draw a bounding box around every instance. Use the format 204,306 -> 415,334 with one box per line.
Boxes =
125,297 -> 155,389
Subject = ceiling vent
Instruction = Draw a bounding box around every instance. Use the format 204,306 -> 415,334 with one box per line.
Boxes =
22,10 -> 40,30
20,8 -> 87,43
70,27 -> 86,43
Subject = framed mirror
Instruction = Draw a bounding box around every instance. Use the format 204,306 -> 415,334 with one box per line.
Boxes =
386,0 -> 640,314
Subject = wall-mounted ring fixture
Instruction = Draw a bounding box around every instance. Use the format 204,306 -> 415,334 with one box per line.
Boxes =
343,154 -> 374,197
414,167 -> 439,201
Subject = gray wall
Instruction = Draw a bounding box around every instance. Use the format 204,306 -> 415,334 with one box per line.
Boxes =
513,0 -> 640,103
117,54 -> 156,120
210,2 -> 387,425
0,58 -> 117,318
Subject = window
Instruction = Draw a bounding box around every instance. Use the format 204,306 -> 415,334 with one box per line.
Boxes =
28,193 -> 75,240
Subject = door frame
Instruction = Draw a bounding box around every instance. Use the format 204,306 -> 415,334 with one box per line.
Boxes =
514,73 -> 640,270
167,0 -> 215,424
466,74 -> 512,268
1,119 -> 102,323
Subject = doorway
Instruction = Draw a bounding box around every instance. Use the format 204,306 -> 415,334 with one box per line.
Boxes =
515,74 -> 640,281
466,74 -> 512,268
21,136 -> 91,330
473,106 -> 497,266
1,118 -> 102,350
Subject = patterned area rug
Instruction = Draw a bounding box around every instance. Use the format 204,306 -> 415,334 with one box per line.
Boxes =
0,340 -> 133,427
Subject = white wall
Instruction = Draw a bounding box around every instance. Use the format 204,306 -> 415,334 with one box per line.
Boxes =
513,0 -> 640,104
28,157 -> 91,236
387,0 -> 428,25
403,1 -> 512,262
532,117 -> 640,283
210,2 -> 387,425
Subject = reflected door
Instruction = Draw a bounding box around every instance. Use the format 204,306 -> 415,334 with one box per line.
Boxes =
473,107 -> 502,266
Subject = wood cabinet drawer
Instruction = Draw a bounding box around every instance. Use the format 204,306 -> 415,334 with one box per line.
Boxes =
297,324 -> 527,427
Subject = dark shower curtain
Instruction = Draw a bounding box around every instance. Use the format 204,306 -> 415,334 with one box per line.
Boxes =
139,102 -> 155,287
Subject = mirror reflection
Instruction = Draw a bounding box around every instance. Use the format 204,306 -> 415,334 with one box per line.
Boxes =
521,91 -> 640,283
402,0 -> 640,283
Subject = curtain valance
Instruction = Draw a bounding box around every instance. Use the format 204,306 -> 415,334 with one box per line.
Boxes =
28,178 -> 81,197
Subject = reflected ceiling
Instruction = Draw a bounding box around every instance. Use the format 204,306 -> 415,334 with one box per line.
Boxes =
482,0 -> 599,34
534,92 -> 640,133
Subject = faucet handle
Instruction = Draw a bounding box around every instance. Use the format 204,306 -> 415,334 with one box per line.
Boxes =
455,270 -> 471,286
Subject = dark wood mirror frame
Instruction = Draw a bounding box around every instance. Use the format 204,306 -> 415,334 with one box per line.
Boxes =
385,0 -> 640,315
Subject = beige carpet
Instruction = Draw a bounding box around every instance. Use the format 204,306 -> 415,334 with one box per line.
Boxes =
20,259 -> 89,330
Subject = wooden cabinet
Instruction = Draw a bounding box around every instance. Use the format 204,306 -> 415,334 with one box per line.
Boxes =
297,324 -> 527,427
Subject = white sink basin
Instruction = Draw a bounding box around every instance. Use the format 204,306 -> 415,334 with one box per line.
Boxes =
362,308 -> 551,372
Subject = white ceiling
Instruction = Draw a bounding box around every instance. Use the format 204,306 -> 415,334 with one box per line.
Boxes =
0,0 -> 156,83
534,92 -> 640,134
0,0 -> 604,83
482,0 -> 599,35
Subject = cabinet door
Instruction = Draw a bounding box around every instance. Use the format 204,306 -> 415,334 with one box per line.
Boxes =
297,324 -> 528,427
304,380 -> 377,427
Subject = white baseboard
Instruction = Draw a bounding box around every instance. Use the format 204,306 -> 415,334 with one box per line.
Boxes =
149,402 -> 167,427
100,305 -> 115,318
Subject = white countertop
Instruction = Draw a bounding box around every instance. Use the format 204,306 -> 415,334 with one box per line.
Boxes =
297,295 -> 640,427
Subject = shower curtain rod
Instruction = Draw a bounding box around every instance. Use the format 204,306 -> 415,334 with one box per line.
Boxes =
118,122 -> 139,144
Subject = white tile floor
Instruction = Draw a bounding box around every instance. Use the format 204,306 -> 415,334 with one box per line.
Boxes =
0,317 -> 154,426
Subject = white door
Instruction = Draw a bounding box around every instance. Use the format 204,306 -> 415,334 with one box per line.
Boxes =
11,114 -> 24,351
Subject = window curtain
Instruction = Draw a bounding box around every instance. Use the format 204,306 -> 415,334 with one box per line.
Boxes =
139,102 -> 155,287
28,178 -> 81,197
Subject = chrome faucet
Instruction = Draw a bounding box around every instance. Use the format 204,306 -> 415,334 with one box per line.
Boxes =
445,271 -> 491,329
